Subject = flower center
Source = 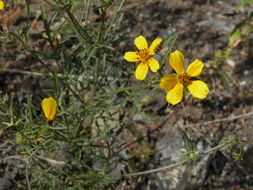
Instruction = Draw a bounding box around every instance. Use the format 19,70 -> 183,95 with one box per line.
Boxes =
179,73 -> 191,85
136,49 -> 151,62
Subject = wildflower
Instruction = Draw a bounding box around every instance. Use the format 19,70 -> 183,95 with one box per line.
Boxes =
160,50 -> 209,105
0,1 -> 4,10
41,97 -> 57,121
16,134 -> 24,144
124,35 -> 162,80
233,153 -> 243,162
36,137 -> 43,141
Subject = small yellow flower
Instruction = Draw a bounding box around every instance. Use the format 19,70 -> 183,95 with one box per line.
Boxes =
160,50 -> 209,105
0,1 -> 4,10
36,137 -> 44,141
41,97 -> 57,121
16,134 -> 24,144
124,35 -> 162,80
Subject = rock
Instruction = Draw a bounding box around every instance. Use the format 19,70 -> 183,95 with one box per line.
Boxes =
0,171 -> 16,190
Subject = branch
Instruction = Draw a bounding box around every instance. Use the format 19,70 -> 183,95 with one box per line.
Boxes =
185,111 -> 253,128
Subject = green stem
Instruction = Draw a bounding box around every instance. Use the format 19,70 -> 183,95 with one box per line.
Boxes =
57,0 -> 92,44
63,114 -> 71,144
160,32 -> 179,69
104,0 -> 125,40
8,32 -> 54,73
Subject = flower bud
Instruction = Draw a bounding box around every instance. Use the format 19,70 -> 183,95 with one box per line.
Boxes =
41,97 -> 57,121
36,137 -> 43,142
0,1 -> 4,10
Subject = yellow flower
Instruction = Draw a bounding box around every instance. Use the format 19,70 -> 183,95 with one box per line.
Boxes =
0,1 -> 4,10
36,137 -> 44,141
124,35 -> 162,80
160,50 -> 209,105
41,97 -> 57,121
16,134 -> 24,144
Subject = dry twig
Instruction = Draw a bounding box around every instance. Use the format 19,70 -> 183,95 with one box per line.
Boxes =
37,156 -> 66,166
185,111 -> 253,128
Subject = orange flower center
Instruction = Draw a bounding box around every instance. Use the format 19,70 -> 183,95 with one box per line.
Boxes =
179,73 -> 191,86
136,49 -> 151,63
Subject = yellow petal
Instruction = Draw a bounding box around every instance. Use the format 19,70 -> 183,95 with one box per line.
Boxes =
169,50 -> 185,75
166,83 -> 184,105
160,74 -> 179,92
187,80 -> 209,99
36,137 -> 44,141
135,62 -> 148,80
134,35 -> 148,50
186,59 -> 204,77
0,1 -> 4,10
124,52 -> 139,62
41,97 -> 57,121
149,38 -> 163,55
147,58 -> 159,72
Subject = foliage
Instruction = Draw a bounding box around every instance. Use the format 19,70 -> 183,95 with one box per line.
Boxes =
0,0 -> 178,188
1,0 -> 134,188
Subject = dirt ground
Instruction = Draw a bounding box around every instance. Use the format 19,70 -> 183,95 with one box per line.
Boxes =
1,0 -> 253,189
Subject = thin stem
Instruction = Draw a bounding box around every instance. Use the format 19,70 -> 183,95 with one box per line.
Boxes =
37,156 -> 66,166
160,32 -> 178,69
57,0 -> 92,44
0,69 -> 43,76
185,111 -> 253,128
8,32 -> 54,73
123,159 -> 190,177
63,114 -> 71,144
84,0 -> 91,26
104,0 -> 125,40
25,161 -> 32,190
